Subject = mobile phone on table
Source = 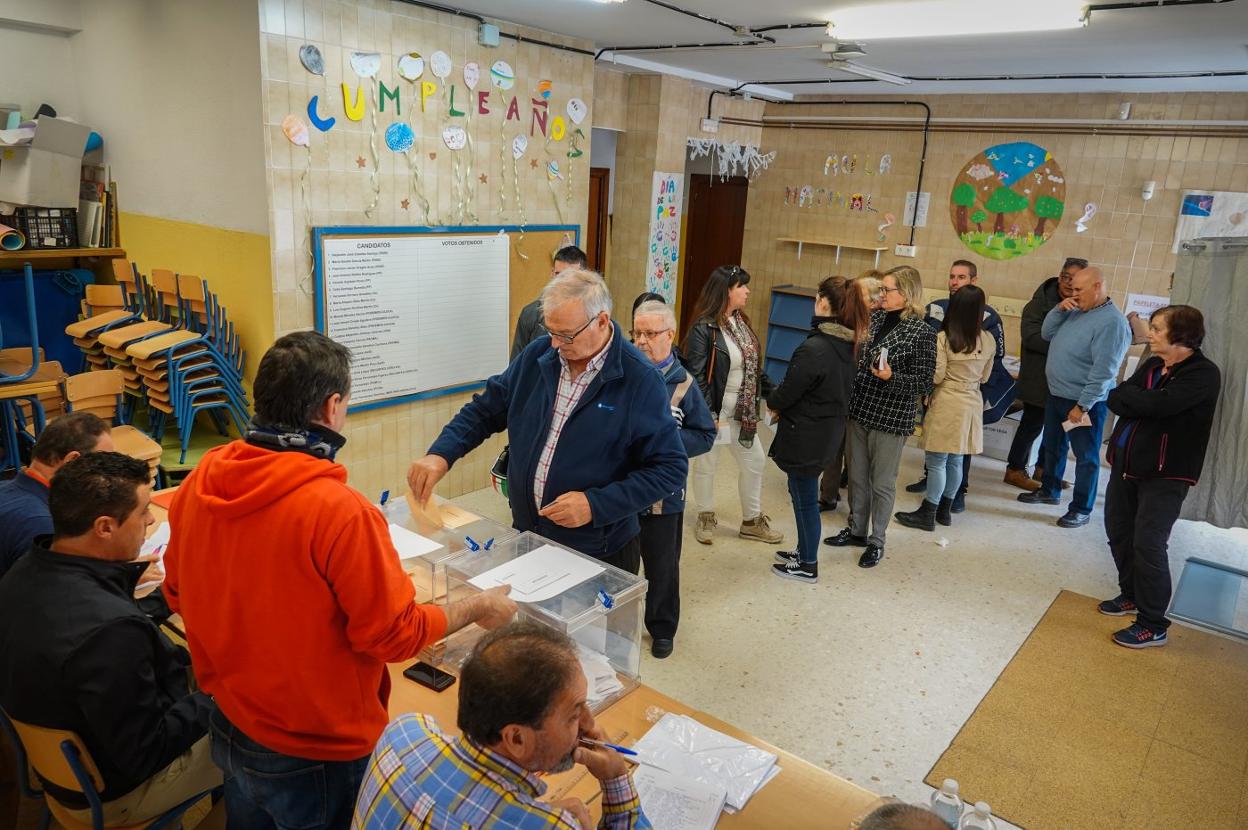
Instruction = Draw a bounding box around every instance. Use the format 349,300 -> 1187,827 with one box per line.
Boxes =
403,661 -> 456,692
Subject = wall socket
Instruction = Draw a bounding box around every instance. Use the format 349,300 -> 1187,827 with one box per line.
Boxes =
700,118 -> 720,133
894,244 -> 917,257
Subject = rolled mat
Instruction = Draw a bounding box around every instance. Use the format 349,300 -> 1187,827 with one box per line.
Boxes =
0,222 -> 25,251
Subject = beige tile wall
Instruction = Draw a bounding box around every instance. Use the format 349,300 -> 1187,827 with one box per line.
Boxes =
737,91 -> 1248,353
260,0 -> 593,499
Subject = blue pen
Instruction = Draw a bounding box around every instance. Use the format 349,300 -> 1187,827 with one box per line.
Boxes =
579,737 -> 637,757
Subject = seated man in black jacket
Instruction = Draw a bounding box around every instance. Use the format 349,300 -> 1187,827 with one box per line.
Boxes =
1102,305 -> 1221,649
0,452 -> 220,824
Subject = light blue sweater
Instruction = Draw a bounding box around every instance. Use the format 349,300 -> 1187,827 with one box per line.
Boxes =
1042,300 -> 1131,409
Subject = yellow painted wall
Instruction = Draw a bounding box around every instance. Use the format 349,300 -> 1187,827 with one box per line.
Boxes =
120,212 -> 274,387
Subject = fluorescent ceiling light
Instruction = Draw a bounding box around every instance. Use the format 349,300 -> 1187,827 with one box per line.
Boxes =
598,52 -> 795,100
835,62 -> 911,85
827,0 -> 1087,40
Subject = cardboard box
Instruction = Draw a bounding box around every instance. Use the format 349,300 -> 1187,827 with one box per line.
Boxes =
0,117 -> 91,208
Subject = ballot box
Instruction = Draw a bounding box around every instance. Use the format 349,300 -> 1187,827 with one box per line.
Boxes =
442,531 -> 647,711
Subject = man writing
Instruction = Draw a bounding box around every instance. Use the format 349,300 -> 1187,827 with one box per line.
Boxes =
908,259 -> 1014,513
165,331 -> 516,830
1018,266 -> 1131,528
353,622 -> 650,829
409,269 -> 687,573
0,452 -> 221,826
511,245 -> 590,360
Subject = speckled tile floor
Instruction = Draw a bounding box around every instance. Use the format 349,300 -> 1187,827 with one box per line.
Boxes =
455,434 -> 1248,821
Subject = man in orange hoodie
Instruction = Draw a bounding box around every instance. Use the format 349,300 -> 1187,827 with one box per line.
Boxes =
164,331 -> 516,830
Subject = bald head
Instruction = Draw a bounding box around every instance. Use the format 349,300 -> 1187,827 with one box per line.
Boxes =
1070,265 -> 1106,311
859,803 -> 948,830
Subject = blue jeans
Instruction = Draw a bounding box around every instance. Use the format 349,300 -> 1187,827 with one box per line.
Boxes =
210,708 -> 370,830
787,473 -> 821,565
924,452 -> 964,503
1040,396 -> 1108,515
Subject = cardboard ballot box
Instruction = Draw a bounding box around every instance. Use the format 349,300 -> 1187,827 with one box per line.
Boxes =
442,531 -> 646,711
0,117 -> 92,208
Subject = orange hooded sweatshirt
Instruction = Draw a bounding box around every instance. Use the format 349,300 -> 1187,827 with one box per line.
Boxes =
164,440 -> 447,761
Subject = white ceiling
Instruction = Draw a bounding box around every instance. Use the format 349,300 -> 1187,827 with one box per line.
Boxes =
436,0 -> 1248,97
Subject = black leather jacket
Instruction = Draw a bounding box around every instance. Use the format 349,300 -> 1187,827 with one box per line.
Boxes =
682,317 -> 774,416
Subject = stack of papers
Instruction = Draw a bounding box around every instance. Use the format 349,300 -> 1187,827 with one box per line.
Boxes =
467,544 -> 604,602
633,714 -> 779,816
575,645 -> 624,706
632,765 -> 726,830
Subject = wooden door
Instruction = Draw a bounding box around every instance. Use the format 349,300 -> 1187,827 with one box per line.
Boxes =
587,167 -> 610,272
679,174 -> 749,339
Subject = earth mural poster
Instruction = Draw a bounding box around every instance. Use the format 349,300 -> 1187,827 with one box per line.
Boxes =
950,142 -> 1066,261
648,172 -> 682,302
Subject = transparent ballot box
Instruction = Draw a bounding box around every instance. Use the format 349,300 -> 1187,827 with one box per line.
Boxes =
443,531 -> 646,710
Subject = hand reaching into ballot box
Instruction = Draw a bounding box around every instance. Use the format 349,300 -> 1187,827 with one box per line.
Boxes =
407,454 -> 450,503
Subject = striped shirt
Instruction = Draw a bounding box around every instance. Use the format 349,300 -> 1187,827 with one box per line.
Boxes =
351,714 -> 650,830
534,329 -> 614,509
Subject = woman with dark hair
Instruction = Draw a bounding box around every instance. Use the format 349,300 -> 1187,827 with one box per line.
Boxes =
683,265 -> 783,546
1101,304 -> 1220,649
767,276 -> 869,583
895,285 -> 994,531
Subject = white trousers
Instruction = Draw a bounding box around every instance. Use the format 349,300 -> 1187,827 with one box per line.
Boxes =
691,393 -> 766,519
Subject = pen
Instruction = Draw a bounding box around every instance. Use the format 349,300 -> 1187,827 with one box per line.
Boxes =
578,737 -> 637,757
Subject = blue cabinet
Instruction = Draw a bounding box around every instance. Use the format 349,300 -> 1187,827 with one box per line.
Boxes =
764,285 -> 816,387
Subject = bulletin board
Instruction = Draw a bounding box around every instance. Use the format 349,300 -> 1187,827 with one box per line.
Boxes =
313,224 -> 578,412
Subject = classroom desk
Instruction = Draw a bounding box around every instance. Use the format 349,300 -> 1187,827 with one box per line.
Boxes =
149,490 -> 881,828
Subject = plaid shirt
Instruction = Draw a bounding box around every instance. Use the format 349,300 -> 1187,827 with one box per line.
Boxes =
534,329 -> 614,509
849,310 -> 938,435
351,714 -> 650,830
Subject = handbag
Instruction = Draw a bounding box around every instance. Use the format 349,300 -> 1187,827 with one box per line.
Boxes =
490,445 -> 509,499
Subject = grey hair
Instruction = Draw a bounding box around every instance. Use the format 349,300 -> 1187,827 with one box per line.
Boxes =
540,268 -> 612,319
633,299 -> 676,331
859,803 -> 947,830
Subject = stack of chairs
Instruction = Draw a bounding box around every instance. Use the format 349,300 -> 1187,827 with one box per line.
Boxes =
62,369 -> 164,485
64,260 -> 145,373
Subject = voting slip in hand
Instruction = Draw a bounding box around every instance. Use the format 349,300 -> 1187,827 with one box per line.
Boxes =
1062,412 -> 1093,432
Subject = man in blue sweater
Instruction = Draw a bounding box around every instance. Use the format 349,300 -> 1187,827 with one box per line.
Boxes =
408,270 -> 688,573
1019,266 -> 1131,528
0,411 -> 113,581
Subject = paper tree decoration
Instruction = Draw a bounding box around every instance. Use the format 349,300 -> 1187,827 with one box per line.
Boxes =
949,142 -> 1066,261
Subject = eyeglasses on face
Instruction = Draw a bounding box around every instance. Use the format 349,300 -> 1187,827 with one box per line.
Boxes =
546,314 -> 598,345
630,328 -> 672,341
881,286 -> 903,294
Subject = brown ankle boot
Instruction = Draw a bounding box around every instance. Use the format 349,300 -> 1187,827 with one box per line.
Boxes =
1005,467 -> 1041,491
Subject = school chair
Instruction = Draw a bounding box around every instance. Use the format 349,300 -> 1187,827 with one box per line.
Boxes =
65,261 -> 149,373
1,360 -> 66,476
62,369 -> 164,485
0,263 -> 42,383
0,706 -> 49,830
4,709 -> 220,830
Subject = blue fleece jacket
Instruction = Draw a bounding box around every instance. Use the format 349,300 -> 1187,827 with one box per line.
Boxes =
645,356 -> 715,516
0,473 -> 51,582
428,322 -> 688,557
1042,300 -> 1131,410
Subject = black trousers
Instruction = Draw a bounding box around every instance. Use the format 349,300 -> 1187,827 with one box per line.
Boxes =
637,512 -> 682,640
819,434 -> 847,504
1006,403 -> 1047,471
1104,459 -> 1190,632
600,534 -> 641,575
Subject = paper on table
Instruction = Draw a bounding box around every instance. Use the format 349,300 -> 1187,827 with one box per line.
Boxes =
468,544 -> 603,602
388,523 -> 444,560
721,766 -> 781,814
633,765 -> 727,830
1062,412 -> 1092,432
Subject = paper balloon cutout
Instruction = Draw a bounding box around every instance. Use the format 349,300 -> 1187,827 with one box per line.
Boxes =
490,61 -> 515,90
463,61 -> 480,90
547,160 -> 562,180
537,80 -> 553,99
511,134 -> 528,159
566,98 -> 588,125
299,44 -> 324,76
1075,203 -> 1097,234
350,52 -> 381,78
430,51 -> 452,80
385,122 -> 414,153
281,114 -> 309,147
442,125 -> 467,151
398,52 -> 424,81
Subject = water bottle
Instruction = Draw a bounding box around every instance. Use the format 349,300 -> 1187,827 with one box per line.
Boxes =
959,801 -> 996,830
930,779 -> 964,829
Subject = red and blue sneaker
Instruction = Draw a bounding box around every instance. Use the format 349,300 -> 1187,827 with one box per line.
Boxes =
1112,623 -> 1167,649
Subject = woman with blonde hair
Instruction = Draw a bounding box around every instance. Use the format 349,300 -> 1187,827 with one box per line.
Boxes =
826,265 -> 937,568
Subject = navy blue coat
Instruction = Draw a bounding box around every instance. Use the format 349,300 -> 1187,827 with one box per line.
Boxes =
428,323 -> 688,557
646,357 -> 715,515
0,473 -> 51,582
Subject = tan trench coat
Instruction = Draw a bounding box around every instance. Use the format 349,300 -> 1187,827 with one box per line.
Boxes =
921,331 -> 995,455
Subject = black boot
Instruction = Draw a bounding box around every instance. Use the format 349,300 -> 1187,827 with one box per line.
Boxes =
905,475 -> 928,493
936,497 -> 953,526
894,500 -> 937,531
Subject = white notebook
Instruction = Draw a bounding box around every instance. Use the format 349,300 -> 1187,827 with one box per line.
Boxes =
633,765 -> 727,830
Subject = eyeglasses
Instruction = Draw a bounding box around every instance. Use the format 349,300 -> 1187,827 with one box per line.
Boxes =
630,328 -> 672,341
881,286 -> 903,294
546,315 -> 598,345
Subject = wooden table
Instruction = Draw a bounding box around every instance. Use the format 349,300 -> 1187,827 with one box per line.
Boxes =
386,663 -> 880,828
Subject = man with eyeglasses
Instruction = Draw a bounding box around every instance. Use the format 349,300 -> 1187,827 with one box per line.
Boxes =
510,246 -> 589,360
1004,256 -> 1087,491
631,300 -> 715,658
408,270 -> 687,575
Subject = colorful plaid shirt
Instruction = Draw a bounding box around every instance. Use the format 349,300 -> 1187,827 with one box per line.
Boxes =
351,714 -> 650,830
533,329 -> 614,509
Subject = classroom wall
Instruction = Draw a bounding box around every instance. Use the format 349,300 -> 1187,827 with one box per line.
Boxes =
259,0 -> 594,500
0,26 -> 80,118
736,92 -> 1248,353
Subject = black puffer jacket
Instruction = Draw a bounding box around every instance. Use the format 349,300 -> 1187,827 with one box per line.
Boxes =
1018,277 -> 1062,407
1106,351 -> 1221,484
767,318 -> 857,477
682,317 -> 775,417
